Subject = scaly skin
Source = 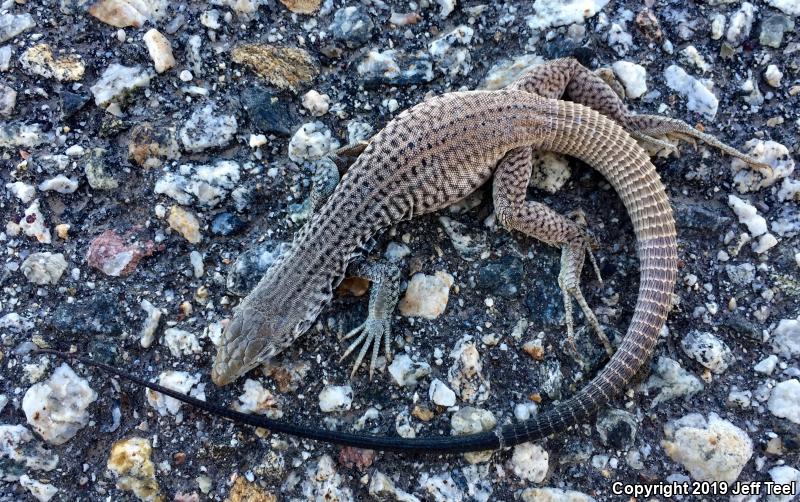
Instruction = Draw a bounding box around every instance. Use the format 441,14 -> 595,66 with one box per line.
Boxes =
51,59 -> 768,453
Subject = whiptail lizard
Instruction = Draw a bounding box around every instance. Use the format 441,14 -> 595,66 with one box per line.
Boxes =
42,58 -> 769,453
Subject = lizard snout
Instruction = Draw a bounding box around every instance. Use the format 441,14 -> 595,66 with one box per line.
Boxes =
211,308 -> 278,386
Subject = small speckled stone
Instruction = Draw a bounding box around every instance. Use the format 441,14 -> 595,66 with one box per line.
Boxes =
107,437 -> 162,502
231,44 -> 317,92
142,29 -> 175,74
167,206 -> 202,243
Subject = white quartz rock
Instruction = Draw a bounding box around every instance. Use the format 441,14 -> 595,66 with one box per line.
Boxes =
768,379 -> 800,424
510,443 -> 549,483
179,104 -> 238,152
22,363 -> 98,445
318,385 -> 353,412
664,65 -> 718,118
19,199 -> 51,244
612,61 -> 647,99
234,379 -> 282,418
155,160 -> 241,208
429,378 -> 457,407
731,139 -> 794,193
162,328 -> 201,357
398,271 -> 454,319
768,466 -> 800,502
772,318 -> 800,358
21,252 -> 68,285
301,89 -> 330,116
146,371 -> 203,417
526,0 -> 610,30
20,475 -> 58,502
767,0 -> 800,15
143,29 -> 175,73
6,181 -> 35,203
521,488 -> 596,502
388,354 -> 431,387
288,121 -> 334,162
728,194 -> 767,236
139,299 -> 162,348
38,175 -> 79,194
662,413 -> 752,483
680,330 -> 733,374
90,64 -> 152,107
0,425 -> 59,481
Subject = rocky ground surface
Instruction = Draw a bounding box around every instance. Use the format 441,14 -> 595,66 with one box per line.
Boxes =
1,0 -> 800,500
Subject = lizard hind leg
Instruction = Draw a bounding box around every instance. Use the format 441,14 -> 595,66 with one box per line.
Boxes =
625,115 -> 773,175
339,260 -> 400,379
494,147 -> 613,362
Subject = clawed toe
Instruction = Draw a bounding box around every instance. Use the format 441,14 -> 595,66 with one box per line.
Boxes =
340,319 -> 392,379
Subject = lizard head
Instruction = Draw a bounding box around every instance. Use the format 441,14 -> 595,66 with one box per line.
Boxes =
210,261 -> 333,386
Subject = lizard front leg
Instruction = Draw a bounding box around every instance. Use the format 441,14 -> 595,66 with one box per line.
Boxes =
510,58 -> 769,172
494,146 -> 611,360
339,259 -> 400,379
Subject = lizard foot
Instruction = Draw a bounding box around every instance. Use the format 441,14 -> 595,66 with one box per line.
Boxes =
339,317 -> 392,379
558,225 -> 613,360
626,114 -> 773,175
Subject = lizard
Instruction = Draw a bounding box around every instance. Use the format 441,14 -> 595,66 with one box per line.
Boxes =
41,58 -> 770,453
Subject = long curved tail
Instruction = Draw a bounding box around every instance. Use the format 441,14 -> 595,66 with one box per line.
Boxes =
35,101 -> 677,454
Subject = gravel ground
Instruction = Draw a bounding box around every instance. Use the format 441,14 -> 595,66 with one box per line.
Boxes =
1,0 -> 799,501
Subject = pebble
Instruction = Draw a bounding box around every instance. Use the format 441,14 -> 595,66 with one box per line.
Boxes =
526,0 -> 609,30
726,2 -> 755,46
231,44 -> 317,92
768,379 -> 800,424
429,378 -> 457,407
369,471 -> 421,502
436,0 -> 456,18
768,466 -> 800,502
127,122 -> 180,168
644,356 -> 704,407
767,0 -> 800,16
179,104 -> 237,152
19,44 -> 84,82
233,379 -> 282,418
728,194 -> 768,236
772,318 -> 800,358
754,354 -> 779,374
139,299 -> 162,348
438,216 -> 487,258
106,437 -> 162,501
764,65 -> 783,88
510,443 -> 549,483
731,139 -> 794,193
664,65 -> 718,119
0,45 -> 10,71
288,121 -> 334,162
241,87 -> 294,136
681,330 -> 734,374
21,252 -> 67,285
163,328 -> 201,357
145,371 -> 202,417
0,123 -> 48,148
419,472 -> 463,501
0,81 -> 15,113
301,89 -> 329,116
155,160 -> 241,208
84,148 -> 119,190
357,49 -> 434,87
90,64 -> 151,107
6,181 -> 35,203
482,54 -> 544,90
387,354 -> 431,388
38,175 -> 78,193
710,14 -> 726,40
142,29 -> 175,74
22,363 -> 98,445
211,212 -> 246,236
385,242 -> 410,261
612,61 -> 647,99
167,206 -> 202,243
530,152 -> 572,193
19,474 -> 58,502
398,271 -> 454,319
448,337 -> 490,404
19,199 -> 51,244
607,23 -> 634,56
759,14 -> 794,48
88,0 -> 155,28
299,455 -> 352,501
226,476 -> 278,501
521,488 -> 596,502
0,425 -> 59,481
0,13 -> 35,43
318,385 -> 352,412
86,229 -> 156,277
662,413 -> 752,483
330,6 -> 375,48
428,25 -> 474,77
279,0 -> 320,14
